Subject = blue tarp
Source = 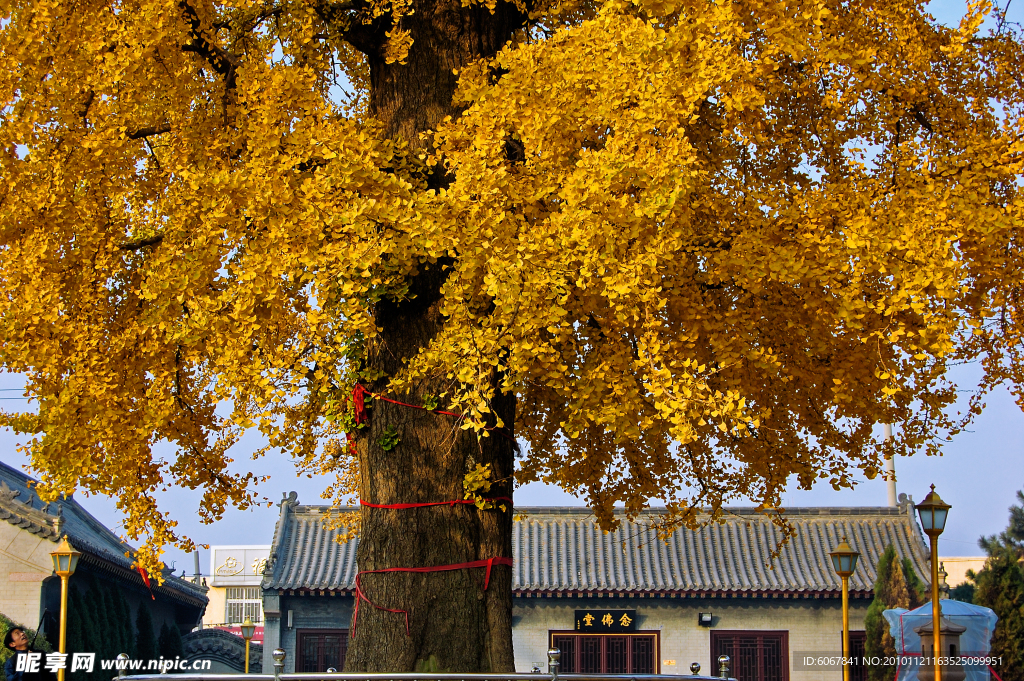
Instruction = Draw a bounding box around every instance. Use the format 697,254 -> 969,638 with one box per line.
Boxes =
883,600 -> 999,681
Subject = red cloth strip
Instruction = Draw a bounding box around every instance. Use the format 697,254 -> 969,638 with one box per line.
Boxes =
374,393 -> 463,420
353,384 -> 460,420
360,497 -> 513,510
350,384 -> 515,442
137,566 -> 156,600
353,384 -> 368,425
351,557 -> 513,638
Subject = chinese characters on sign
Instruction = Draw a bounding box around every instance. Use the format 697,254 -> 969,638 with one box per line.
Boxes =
209,546 -> 271,587
574,610 -> 637,632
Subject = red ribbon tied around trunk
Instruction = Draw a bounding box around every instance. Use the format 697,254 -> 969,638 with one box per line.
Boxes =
351,557 -> 513,638
353,384 -> 368,425
359,497 -> 513,510
349,383 -> 515,443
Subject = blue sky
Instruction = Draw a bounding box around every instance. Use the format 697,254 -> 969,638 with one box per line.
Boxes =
0,0 -> 1021,577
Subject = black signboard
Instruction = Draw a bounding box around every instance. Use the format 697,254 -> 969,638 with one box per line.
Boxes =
573,610 -> 637,632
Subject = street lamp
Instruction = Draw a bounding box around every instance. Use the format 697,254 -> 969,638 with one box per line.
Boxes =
830,536 -> 860,681
917,485 -> 951,681
50,536 -> 81,681
240,618 -> 256,673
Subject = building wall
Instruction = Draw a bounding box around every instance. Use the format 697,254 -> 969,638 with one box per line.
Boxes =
203,545 -> 269,629
260,591 -> 871,679
205,586 -> 229,627
940,557 -> 987,588
262,592 -> 354,673
0,521 -> 55,627
512,596 -> 871,680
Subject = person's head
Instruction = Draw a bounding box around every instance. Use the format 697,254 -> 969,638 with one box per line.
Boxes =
3,628 -> 28,652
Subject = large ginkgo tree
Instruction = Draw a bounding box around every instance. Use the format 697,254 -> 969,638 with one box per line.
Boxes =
1,0 -> 1022,669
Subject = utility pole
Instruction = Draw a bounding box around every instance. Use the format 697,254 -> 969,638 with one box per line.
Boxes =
884,423 -> 897,507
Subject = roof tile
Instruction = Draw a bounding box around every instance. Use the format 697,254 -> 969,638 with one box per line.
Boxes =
265,504 -> 931,595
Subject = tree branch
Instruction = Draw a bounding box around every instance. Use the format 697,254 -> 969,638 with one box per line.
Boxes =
127,123 -> 171,140
215,4 -> 285,31
179,0 -> 239,84
312,0 -> 381,56
79,90 -> 95,126
119,235 -> 164,251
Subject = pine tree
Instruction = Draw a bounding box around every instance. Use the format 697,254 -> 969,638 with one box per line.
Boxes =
134,604 -> 157,664
158,622 -> 184,670
980,489 -> 1024,556
864,546 -> 925,681
973,548 -> 1024,681
949,582 -> 975,603
80,583 -> 109,681
972,490 -> 1024,681
101,585 -> 124,661
82,578 -> 111,664
66,589 -> 87,681
115,590 -> 135,658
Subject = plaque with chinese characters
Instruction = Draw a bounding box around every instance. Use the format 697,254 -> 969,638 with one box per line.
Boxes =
574,610 -> 637,631
210,546 -> 272,587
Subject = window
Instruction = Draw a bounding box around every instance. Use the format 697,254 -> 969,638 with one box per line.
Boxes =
550,633 -> 658,674
848,631 -> 866,681
711,631 -> 788,681
297,631 -> 348,672
225,587 -> 263,624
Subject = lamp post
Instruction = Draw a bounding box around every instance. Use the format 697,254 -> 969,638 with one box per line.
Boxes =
50,536 -> 81,681
830,536 -> 860,681
240,618 -> 256,673
916,485 -> 951,681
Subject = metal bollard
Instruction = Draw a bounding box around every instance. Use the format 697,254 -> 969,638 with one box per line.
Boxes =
273,649 -> 286,681
547,648 -> 561,681
116,653 -> 129,680
689,662 -> 700,675
717,655 -> 730,679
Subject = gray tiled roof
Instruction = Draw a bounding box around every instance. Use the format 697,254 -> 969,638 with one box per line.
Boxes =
264,499 -> 931,596
0,459 -> 207,606
511,506 -> 929,595
263,497 -> 359,592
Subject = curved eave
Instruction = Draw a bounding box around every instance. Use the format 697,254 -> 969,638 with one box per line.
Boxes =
79,551 -> 208,608
273,588 -> 355,597
261,587 -> 875,600
513,589 -> 874,599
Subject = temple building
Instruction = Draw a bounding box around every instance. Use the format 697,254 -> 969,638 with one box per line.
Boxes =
259,494 -> 931,681
0,460 -> 207,649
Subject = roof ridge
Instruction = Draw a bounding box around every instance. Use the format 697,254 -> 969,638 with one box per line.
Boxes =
281,503 -> 908,515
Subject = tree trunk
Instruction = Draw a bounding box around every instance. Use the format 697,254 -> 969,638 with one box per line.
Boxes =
343,0 -> 524,672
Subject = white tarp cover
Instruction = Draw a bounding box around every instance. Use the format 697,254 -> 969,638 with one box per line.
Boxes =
882,600 -> 999,681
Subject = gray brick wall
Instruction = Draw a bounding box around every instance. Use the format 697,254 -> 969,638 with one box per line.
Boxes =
268,594 -> 354,673
264,591 -> 870,679
512,595 -> 870,680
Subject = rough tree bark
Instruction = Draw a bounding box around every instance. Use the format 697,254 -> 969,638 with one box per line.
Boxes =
342,0 -> 526,672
